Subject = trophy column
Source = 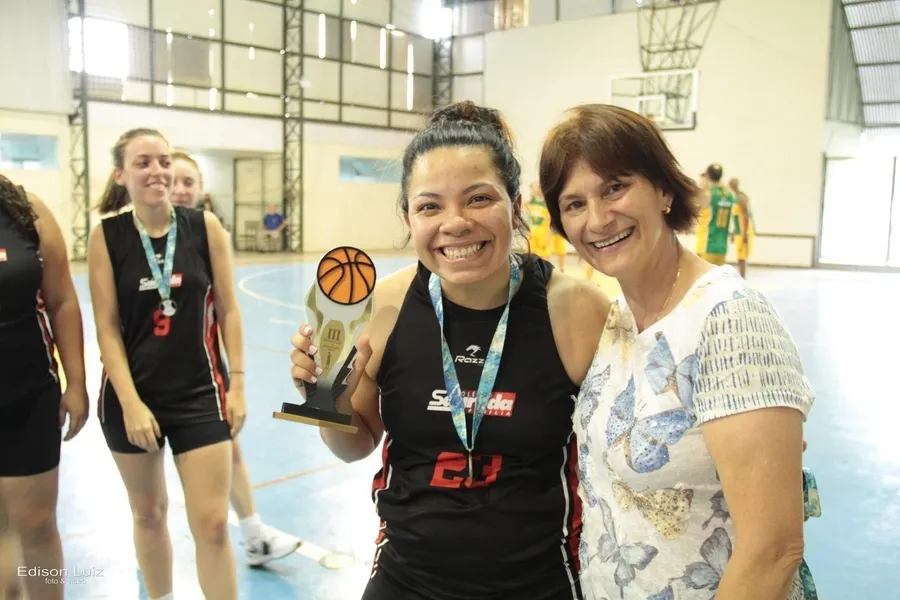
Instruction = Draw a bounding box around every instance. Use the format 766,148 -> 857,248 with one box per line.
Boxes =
274,247 -> 376,433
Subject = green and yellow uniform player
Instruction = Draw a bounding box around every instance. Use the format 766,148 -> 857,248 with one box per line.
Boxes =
694,164 -> 736,266
729,177 -> 755,278
527,182 -> 551,257
527,182 -> 569,271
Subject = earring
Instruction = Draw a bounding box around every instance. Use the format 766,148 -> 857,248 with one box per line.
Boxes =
664,205 -> 672,214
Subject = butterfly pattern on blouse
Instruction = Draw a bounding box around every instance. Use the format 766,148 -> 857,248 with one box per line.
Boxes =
605,377 -> 689,474
645,331 -> 698,410
597,301 -> 634,362
576,365 -> 612,509
647,527 -> 732,600
611,479 -> 695,541
648,526 -> 814,600
583,498 -> 660,598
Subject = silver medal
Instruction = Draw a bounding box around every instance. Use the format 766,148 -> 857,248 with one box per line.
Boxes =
160,299 -> 177,317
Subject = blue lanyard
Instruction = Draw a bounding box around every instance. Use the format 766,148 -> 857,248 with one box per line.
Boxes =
134,209 -> 178,314
427,256 -> 522,484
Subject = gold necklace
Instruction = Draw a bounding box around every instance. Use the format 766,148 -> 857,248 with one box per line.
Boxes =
644,246 -> 682,329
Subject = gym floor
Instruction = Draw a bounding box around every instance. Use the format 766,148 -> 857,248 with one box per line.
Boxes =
55,255 -> 898,599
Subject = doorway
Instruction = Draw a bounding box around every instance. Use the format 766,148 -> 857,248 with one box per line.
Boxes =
819,155 -> 900,267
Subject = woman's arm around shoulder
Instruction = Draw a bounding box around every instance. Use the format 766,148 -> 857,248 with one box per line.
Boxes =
546,270 -> 611,387
317,263 -> 416,462
30,193 -> 89,439
694,294 -> 814,600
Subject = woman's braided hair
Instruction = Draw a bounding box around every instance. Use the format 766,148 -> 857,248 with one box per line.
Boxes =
0,174 -> 37,233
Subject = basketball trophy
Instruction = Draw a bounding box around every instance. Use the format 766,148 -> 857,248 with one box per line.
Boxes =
274,246 -> 376,433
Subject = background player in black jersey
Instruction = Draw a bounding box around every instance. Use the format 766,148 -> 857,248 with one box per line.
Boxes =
289,102 -> 610,600
88,128 -> 246,600
0,175 -> 89,600
166,150 -> 302,565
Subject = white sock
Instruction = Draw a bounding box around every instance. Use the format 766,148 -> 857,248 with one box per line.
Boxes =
151,594 -> 174,600
239,513 -> 263,543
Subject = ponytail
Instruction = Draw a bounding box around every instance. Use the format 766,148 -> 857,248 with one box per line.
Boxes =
96,172 -> 130,214
96,127 -> 168,215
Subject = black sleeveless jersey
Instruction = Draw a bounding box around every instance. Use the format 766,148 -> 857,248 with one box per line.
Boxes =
372,254 -> 583,600
98,207 -> 228,425
0,201 -> 58,404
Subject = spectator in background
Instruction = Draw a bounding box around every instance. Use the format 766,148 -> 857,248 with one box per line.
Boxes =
260,204 -> 285,252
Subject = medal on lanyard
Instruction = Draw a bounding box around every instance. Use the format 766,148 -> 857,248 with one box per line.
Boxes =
428,256 -> 522,485
134,209 -> 178,317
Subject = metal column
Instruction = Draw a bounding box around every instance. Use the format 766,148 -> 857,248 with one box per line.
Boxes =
283,0 -> 304,252
433,36 -> 453,109
68,0 -> 90,261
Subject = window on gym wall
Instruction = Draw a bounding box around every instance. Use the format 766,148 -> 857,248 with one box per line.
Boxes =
0,134 -> 58,170
339,157 -> 402,183
819,155 -> 899,267
68,17 -> 129,79
66,0 -> 433,130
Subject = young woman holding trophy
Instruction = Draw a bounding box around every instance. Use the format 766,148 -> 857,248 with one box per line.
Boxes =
288,101 -> 609,600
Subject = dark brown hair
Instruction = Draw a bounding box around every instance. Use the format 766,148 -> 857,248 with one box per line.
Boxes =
0,174 -> 37,233
539,104 -> 700,238
398,100 -> 529,246
705,163 -> 723,183
96,127 -> 168,214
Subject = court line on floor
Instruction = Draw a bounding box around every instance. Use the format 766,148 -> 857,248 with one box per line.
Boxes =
60,461 -> 350,562
236,268 -> 306,311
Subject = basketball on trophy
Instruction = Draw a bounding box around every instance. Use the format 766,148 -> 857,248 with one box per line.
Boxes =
316,247 -> 376,305
274,246 -> 377,433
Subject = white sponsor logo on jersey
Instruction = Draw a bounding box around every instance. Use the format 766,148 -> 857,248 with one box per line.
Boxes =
138,273 -> 183,292
427,389 -> 517,418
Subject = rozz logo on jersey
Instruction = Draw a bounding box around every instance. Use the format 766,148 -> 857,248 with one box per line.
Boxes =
455,344 -> 484,365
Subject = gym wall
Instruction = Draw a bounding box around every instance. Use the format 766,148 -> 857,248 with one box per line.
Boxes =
87,101 -> 412,253
0,0 -> 74,250
485,0 -> 832,268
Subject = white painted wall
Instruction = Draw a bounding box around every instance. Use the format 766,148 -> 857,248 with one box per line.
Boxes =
484,0 -> 833,267
85,101 -> 283,233
0,0 -> 71,115
0,111 -> 73,251
302,122 -> 412,252
86,102 -> 412,252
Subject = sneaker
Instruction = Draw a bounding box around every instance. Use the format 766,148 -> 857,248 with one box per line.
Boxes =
245,524 -> 303,567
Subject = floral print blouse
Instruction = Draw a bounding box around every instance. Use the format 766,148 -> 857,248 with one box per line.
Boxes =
574,266 -> 818,600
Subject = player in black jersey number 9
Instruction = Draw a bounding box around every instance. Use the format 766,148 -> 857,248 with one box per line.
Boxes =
291,101 -> 611,600
88,128 -> 244,600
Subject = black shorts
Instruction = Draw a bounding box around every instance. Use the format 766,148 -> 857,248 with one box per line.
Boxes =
362,568 -> 434,600
100,392 -> 231,455
0,383 -> 62,477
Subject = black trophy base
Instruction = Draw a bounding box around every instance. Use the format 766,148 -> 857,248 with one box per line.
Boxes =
273,402 -> 358,434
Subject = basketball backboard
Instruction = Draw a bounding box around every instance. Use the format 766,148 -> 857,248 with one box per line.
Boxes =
609,68 -> 699,130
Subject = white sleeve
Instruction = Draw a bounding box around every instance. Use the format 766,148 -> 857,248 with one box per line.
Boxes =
693,295 -> 815,425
